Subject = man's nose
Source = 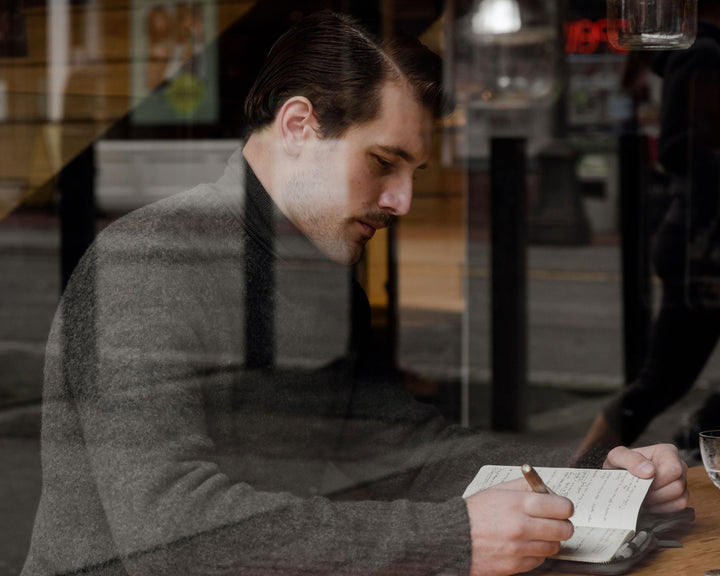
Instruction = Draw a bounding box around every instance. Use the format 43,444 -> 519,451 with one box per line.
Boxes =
378,177 -> 413,216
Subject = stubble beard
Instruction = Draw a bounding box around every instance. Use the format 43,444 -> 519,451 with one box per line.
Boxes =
310,217 -> 365,265
283,176 -> 361,265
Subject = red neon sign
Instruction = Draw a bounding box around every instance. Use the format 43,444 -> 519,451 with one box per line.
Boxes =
565,19 -> 628,54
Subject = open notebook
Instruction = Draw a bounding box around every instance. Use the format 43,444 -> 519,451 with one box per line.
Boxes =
463,465 -> 653,564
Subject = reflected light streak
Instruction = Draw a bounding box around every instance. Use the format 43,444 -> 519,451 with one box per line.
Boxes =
471,0 -> 522,35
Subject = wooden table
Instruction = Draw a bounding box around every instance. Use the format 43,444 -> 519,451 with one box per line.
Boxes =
543,465 -> 720,576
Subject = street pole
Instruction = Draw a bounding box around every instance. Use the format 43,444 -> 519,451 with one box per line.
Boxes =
490,136 -> 528,431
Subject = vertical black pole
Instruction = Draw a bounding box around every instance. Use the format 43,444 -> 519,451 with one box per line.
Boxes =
490,137 -> 528,431
59,144 -> 96,291
387,220 -> 399,368
619,129 -> 652,384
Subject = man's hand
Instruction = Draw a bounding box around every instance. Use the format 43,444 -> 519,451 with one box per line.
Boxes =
465,478 -> 574,576
603,444 -> 689,514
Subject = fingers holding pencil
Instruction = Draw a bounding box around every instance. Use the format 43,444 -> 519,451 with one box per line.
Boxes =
520,465 -> 574,522
522,463 -> 553,494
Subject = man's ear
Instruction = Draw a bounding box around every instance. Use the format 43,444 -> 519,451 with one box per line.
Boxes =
276,96 -> 319,157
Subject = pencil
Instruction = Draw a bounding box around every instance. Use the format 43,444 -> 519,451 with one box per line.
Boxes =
521,463 -> 551,494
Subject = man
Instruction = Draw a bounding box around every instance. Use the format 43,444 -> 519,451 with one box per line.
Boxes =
23,11 -> 688,576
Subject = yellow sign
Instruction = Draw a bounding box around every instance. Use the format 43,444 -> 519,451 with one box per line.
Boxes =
165,72 -> 205,117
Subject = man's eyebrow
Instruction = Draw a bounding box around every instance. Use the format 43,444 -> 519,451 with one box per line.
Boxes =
376,145 -> 428,168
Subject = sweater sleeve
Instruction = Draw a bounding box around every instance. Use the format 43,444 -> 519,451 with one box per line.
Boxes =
46,215 -> 473,576
326,372 -> 576,505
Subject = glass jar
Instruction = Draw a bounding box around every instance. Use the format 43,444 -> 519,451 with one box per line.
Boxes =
607,0 -> 697,50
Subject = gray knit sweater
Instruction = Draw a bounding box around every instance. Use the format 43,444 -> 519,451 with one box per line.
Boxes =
22,149 -> 518,576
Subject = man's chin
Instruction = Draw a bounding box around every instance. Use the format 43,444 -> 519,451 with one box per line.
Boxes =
313,238 -> 366,266
346,239 -> 371,265
337,244 -> 365,266
346,249 -> 364,266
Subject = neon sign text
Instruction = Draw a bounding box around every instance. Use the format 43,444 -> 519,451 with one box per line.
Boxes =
565,19 -> 628,54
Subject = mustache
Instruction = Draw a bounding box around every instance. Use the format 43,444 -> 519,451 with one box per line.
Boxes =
360,213 -> 393,230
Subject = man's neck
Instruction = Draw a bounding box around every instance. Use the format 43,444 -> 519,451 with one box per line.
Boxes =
242,130 -> 285,215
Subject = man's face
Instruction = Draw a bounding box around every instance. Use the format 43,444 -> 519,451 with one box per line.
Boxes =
281,79 -> 434,264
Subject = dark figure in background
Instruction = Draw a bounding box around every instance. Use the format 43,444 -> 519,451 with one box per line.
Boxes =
577,1 -> 720,458
23,12 -> 687,576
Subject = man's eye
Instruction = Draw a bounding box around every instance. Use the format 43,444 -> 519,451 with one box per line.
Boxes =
374,156 -> 393,170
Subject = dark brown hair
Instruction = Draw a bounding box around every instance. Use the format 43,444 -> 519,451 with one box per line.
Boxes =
243,11 -> 452,138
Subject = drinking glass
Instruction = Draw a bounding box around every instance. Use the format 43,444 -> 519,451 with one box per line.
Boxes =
607,0 -> 697,50
700,430 -> 720,490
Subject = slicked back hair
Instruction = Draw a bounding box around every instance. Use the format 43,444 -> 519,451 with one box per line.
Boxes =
243,11 -> 452,139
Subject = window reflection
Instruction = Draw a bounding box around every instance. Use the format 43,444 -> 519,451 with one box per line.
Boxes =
0,2 -> 719,575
